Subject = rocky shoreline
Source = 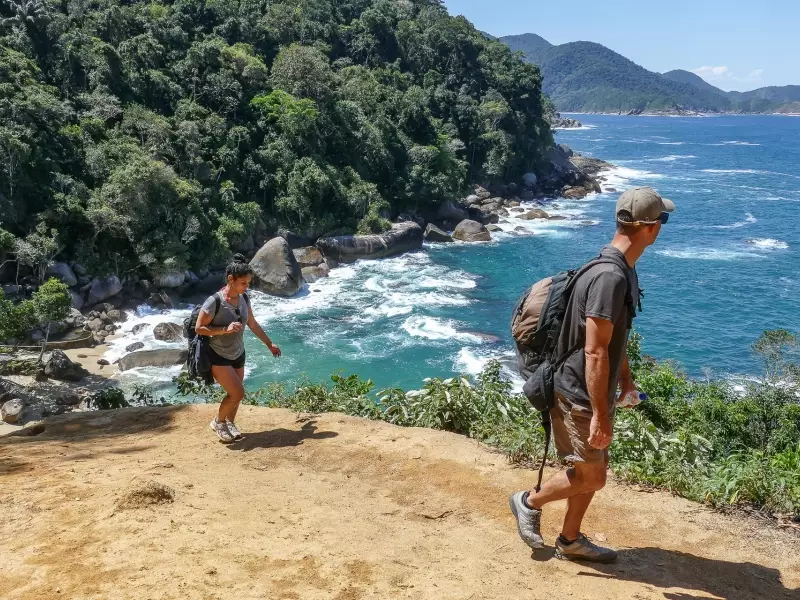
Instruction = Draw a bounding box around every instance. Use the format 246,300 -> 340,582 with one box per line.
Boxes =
1,144 -> 615,430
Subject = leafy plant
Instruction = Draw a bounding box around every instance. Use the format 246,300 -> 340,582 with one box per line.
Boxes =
32,277 -> 71,362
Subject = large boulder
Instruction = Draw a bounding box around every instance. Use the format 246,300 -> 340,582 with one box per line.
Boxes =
192,272 -> 226,294
569,155 -> 614,177
249,237 -> 304,297
301,264 -> 330,284
154,272 -> 186,289
316,222 -> 423,263
126,341 -> 145,353
293,247 -> 325,268
87,276 -> 122,307
117,349 -> 188,372
69,290 -> 84,311
452,220 -> 491,242
153,322 -> 184,342
46,262 -> 78,287
436,201 -> 469,225
424,223 -> 454,243
1,398 -> 23,424
523,173 -> 538,188
278,229 -> 316,250
558,143 -> 574,158
479,211 -> 500,225
43,350 -> 87,382
518,209 -> 550,220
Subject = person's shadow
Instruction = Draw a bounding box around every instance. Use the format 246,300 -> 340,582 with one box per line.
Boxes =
548,546 -> 796,600
227,420 -> 338,452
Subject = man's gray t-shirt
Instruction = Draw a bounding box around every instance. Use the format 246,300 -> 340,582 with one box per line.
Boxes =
200,293 -> 249,360
554,246 -> 639,409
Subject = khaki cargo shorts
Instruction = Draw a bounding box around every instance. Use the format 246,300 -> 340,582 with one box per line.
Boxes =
550,392 -> 613,465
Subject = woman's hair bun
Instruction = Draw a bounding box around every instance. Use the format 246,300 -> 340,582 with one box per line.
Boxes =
232,253 -> 247,263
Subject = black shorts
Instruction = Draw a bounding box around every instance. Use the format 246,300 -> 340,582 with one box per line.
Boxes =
207,347 -> 246,369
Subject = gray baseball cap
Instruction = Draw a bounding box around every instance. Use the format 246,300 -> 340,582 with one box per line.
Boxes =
616,187 -> 676,223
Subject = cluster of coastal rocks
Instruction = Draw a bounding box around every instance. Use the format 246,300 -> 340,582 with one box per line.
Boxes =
551,112 -> 584,129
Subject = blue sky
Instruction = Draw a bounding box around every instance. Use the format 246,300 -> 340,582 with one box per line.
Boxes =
442,1 -> 799,91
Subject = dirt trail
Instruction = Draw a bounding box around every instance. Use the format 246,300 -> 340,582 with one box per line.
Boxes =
1,405 -> 797,600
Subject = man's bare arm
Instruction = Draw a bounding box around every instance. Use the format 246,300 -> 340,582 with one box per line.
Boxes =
585,316 -> 614,449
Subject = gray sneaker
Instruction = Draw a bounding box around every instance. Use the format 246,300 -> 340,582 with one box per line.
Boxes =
509,491 -> 544,549
555,534 -> 618,563
210,418 -> 234,444
226,420 -> 243,441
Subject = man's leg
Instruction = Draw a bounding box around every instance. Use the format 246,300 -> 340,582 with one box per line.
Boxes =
510,394 -> 609,550
527,461 -> 606,510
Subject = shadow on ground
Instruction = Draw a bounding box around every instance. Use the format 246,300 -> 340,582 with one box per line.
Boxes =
576,547 -> 795,600
0,405 -> 188,475
228,420 -> 338,452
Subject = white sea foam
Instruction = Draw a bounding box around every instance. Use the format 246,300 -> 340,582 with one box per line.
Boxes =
645,155 -> 697,162
702,169 -> 800,180
657,248 -> 765,261
719,141 -> 760,146
453,348 -> 523,392
656,141 -> 686,145
103,306 -> 192,364
600,166 -> 664,191
710,213 -> 757,229
402,316 -> 481,343
765,195 -> 800,202
747,238 -> 789,250
555,125 -> 597,131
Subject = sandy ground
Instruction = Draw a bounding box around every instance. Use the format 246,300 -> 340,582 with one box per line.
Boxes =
63,340 -> 118,379
1,405 -> 798,600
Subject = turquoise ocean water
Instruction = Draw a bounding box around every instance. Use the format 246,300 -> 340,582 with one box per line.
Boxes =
108,115 -> 800,392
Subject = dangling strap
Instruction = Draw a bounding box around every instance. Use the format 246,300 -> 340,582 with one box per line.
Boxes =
535,411 -> 552,493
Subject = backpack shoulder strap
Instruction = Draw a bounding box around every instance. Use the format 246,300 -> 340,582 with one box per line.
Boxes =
212,292 -> 221,319
242,292 -> 250,307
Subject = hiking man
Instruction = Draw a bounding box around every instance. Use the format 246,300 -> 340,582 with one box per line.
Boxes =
509,187 -> 675,562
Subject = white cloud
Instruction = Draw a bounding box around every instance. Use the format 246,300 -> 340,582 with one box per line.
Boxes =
690,65 -> 765,91
692,66 -> 730,78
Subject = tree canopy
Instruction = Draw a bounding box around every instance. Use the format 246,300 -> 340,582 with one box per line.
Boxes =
0,0 -> 552,277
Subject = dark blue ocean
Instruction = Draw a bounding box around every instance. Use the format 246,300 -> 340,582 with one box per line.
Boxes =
109,115 -> 800,392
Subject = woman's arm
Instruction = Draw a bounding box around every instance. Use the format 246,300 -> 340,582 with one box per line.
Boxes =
246,306 -> 281,356
196,309 -> 241,337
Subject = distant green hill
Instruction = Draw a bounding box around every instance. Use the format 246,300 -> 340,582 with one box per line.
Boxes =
501,34 -> 731,113
501,33 -> 797,114
500,33 -> 552,57
728,86 -> 800,113
662,70 -> 728,97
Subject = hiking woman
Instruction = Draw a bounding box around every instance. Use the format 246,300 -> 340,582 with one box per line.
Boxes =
195,254 -> 281,443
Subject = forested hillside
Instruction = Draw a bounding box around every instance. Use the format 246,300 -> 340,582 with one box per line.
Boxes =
0,0 -> 551,279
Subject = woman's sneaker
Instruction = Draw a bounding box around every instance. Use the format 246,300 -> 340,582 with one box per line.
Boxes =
555,534 -> 618,563
226,420 -> 243,441
210,418 -> 234,444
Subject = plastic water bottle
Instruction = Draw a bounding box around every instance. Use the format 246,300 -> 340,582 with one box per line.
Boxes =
617,389 -> 647,408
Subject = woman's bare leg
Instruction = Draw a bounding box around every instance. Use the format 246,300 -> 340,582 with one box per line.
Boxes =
229,367 -> 245,423
212,365 -> 244,423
